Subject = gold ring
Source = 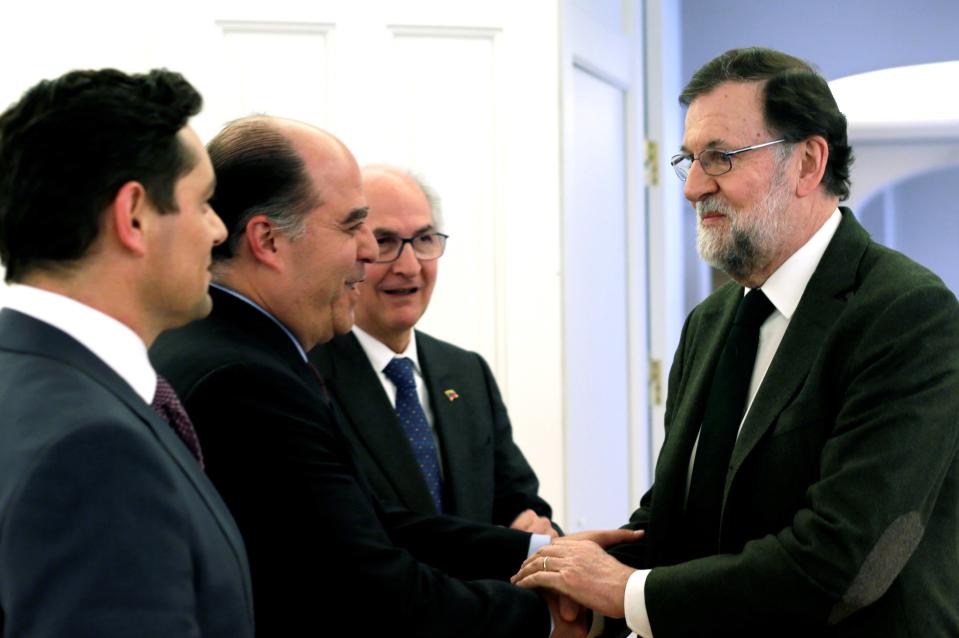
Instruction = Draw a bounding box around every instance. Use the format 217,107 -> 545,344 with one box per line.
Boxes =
543,556 -> 549,571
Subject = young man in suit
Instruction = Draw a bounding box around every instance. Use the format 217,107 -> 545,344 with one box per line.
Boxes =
151,116 -> 636,637
309,165 -> 556,534
512,47 -> 959,637
0,69 -> 253,636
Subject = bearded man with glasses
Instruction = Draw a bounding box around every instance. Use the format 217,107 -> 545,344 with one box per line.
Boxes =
310,164 -> 558,537
511,47 -> 959,638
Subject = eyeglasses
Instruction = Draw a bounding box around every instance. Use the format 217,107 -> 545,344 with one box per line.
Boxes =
375,232 -> 449,263
670,139 -> 786,182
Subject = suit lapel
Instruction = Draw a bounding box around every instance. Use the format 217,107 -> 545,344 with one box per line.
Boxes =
649,285 -> 740,558
417,332 -> 478,518
0,309 -> 252,600
323,333 -> 438,514
729,210 -> 869,474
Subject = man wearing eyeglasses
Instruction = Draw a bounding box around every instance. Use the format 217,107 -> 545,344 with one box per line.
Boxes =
152,121 -> 637,637
309,165 -> 556,536
511,47 -> 959,637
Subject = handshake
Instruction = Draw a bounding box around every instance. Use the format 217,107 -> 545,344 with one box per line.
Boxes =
511,528 -> 644,637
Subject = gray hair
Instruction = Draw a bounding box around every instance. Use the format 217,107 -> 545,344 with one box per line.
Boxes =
363,164 -> 443,230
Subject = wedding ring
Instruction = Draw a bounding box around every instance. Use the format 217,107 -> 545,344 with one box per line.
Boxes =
543,556 -> 550,571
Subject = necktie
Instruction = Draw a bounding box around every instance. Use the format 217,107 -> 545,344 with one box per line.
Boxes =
151,375 -> 205,469
684,288 -> 775,557
383,357 -> 443,512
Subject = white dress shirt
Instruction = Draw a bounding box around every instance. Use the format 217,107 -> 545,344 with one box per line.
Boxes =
2,284 -> 156,403
625,209 -> 842,637
352,325 -> 440,465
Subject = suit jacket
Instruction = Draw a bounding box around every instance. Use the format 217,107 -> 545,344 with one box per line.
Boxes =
150,287 -> 550,637
0,309 -> 254,638
309,330 -> 552,525
610,209 -> 959,637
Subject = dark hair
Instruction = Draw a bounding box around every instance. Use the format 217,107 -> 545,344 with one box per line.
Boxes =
206,118 -> 321,260
0,68 -> 202,282
680,47 -> 853,201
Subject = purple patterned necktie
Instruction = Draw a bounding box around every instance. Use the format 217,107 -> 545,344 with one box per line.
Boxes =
151,375 -> 205,469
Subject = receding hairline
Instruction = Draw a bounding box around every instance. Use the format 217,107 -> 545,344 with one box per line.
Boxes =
360,163 -> 441,228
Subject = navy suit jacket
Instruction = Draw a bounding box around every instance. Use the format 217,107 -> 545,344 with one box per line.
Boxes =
151,288 -> 550,637
0,309 -> 254,637
309,330 -> 552,525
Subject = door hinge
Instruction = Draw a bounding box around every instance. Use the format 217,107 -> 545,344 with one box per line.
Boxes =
644,139 -> 659,187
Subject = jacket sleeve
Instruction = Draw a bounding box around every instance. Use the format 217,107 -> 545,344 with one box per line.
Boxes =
181,362 -> 550,638
645,282 -> 959,636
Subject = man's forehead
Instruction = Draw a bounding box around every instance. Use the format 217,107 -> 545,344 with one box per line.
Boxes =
682,81 -> 767,150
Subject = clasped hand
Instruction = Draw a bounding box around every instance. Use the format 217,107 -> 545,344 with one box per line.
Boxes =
512,529 -> 643,620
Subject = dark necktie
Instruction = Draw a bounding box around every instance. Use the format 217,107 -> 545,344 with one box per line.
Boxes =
684,288 -> 775,557
151,375 -> 205,469
383,357 -> 443,512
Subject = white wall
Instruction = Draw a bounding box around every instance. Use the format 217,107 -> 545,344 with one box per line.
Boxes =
0,0 -> 572,523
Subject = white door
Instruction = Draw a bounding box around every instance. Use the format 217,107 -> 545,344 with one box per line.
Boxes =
562,0 -> 648,531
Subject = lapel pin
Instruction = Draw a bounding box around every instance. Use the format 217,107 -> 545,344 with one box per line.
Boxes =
444,389 -> 459,402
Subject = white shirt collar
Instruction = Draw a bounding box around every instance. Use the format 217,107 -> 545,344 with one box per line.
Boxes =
3,284 -> 156,403
750,208 -> 842,319
352,325 -> 422,375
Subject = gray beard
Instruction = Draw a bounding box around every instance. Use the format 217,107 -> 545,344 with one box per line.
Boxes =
695,168 -> 793,282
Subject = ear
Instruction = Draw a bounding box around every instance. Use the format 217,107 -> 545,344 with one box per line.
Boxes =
111,180 -> 151,256
796,135 -> 829,198
244,214 -> 283,270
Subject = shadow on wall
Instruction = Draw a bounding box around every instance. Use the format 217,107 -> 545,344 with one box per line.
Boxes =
858,164 -> 959,296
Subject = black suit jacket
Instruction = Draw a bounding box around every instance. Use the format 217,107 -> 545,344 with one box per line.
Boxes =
610,209 -> 959,636
0,309 -> 253,637
309,330 -> 552,525
150,288 -> 550,637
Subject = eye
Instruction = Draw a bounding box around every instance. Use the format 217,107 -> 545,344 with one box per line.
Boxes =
377,236 -> 399,247
414,233 -> 435,245
699,149 -> 724,171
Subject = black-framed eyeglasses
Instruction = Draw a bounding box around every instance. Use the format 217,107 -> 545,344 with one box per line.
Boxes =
375,232 -> 449,263
670,139 -> 786,182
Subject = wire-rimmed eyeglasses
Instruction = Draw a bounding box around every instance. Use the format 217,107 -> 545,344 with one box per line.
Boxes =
375,232 -> 449,264
670,139 -> 786,182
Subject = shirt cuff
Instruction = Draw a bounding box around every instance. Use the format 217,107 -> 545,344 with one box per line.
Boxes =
527,533 -> 552,558
624,569 -> 653,637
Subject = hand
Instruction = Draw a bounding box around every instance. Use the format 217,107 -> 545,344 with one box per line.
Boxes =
561,527 -> 643,549
512,536 -> 642,619
544,591 -> 588,638
511,508 -> 560,538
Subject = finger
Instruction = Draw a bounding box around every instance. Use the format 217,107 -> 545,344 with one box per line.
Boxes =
559,594 -> 580,622
514,570 -> 567,594
509,509 -> 537,530
589,528 -> 645,548
512,549 -> 561,584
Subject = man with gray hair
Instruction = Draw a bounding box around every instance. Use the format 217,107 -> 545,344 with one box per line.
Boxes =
310,164 -> 557,535
152,116 -> 636,637
512,47 -> 959,637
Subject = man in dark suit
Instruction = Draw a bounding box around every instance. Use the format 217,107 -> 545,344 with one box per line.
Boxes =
151,116 -> 636,637
0,69 -> 253,636
512,47 -> 959,637
309,165 -> 555,534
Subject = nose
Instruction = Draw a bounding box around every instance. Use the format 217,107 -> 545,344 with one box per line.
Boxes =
683,158 -> 719,205
391,240 -> 422,275
356,222 -> 376,263
209,208 -> 228,246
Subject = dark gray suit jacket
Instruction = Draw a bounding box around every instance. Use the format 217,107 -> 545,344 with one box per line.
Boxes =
610,209 -> 959,636
310,330 -> 552,525
0,309 -> 254,637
